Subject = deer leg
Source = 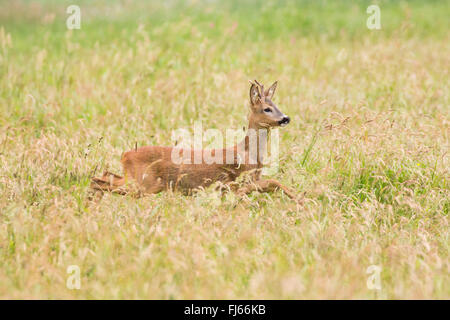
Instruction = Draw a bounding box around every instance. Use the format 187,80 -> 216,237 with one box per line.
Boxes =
90,171 -> 128,195
215,180 -> 240,194
237,179 -> 302,203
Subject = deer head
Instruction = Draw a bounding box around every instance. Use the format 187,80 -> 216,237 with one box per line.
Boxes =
248,80 -> 290,129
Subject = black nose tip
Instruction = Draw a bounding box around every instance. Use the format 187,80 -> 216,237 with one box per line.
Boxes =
279,116 -> 290,125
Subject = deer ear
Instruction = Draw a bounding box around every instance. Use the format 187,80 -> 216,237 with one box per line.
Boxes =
265,81 -> 278,99
249,83 -> 261,105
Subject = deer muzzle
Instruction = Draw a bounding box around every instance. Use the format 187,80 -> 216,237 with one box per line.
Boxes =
279,116 -> 290,127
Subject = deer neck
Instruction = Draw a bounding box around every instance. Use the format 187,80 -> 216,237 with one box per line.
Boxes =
236,119 -> 269,165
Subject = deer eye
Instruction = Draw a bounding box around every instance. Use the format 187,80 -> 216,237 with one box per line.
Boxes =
263,108 -> 272,113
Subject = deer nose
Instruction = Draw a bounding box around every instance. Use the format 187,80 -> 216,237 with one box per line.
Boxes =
279,116 -> 290,126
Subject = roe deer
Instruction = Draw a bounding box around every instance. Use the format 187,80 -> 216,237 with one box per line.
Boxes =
91,80 -> 300,202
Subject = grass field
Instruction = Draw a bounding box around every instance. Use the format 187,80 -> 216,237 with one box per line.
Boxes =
0,0 -> 448,299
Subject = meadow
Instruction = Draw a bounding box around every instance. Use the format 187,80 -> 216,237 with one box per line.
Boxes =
0,0 -> 448,299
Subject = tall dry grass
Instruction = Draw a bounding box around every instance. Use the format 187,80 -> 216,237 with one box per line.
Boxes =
0,0 -> 448,299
